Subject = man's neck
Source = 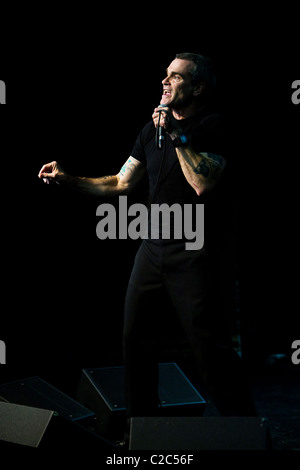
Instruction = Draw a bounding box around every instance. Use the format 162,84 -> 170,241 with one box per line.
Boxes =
171,101 -> 203,120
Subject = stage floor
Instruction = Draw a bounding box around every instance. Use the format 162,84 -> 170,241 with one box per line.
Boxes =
202,364 -> 300,450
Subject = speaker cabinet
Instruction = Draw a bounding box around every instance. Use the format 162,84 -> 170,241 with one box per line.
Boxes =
129,416 -> 270,450
0,401 -> 53,448
0,377 -> 112,451
76,363 -> 206,440
0,376 -> 94,422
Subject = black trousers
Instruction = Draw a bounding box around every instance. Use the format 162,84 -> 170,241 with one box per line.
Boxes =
123,240 -> 256,417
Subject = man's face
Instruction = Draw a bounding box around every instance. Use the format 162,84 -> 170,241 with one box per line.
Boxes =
160,58 -> 199,109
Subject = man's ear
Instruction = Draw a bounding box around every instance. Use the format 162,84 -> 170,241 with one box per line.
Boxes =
193,82 -> 206,96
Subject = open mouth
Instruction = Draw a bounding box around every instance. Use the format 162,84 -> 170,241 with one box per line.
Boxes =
163,89 -> 172,96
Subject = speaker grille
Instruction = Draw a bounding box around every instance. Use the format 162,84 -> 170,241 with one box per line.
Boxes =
0,401 -> 53,447
130,416 -> 269,450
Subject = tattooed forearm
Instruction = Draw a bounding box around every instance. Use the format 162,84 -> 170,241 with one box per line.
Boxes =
175,145 -> 226,195
100,175 -> 115,180
194,159 -> 210,177
194,153 -> 226,179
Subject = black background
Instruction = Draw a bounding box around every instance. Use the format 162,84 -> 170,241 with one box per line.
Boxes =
1,7 -> 299,396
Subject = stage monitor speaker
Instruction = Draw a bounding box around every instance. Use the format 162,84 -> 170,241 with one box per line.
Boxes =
0,376 -> 94,423
0,392 -> 112,452
0,401 -> 53,448
129,416 -> 270,450
76,363 -> 206,440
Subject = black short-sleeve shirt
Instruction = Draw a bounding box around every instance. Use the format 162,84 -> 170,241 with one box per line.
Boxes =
131,106 -> 227,203
130,106 -> 233,249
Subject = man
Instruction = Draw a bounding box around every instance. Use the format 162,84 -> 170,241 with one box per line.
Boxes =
39,53 -> 256,419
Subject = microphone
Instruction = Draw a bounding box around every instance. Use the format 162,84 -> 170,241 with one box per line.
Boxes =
157,104 -> 168,149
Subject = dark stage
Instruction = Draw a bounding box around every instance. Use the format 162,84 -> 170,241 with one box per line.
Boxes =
1,10 -> 299,462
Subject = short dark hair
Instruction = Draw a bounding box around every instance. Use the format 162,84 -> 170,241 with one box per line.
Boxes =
175,52 -> 217,92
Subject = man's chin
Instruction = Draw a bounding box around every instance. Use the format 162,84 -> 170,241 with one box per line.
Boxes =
160,95 -> 172,106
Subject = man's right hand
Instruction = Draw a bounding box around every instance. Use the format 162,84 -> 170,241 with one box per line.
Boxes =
38,161 -> 66,184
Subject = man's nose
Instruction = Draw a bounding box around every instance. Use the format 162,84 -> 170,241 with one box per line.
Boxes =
162,76 -> 170,85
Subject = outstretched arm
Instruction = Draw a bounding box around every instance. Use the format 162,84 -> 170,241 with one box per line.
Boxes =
38,157 -> 146,197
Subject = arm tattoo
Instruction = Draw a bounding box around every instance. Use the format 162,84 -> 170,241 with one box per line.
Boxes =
120,157 -> 136,177
194,159 -> 210,177
194,153 -> 226,179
